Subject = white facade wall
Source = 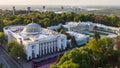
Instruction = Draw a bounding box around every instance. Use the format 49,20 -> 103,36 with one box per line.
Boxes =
24,36 -> 67,60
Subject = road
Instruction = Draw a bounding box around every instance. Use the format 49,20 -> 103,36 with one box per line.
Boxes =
0,47 -> 21,68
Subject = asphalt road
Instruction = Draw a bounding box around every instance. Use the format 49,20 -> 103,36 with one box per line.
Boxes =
0,47 -> 21,68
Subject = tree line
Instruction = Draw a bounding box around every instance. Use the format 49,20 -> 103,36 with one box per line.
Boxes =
1,11 -> 120,31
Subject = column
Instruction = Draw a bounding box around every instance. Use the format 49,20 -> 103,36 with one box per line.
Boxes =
46,43 -> 48,54
52,41 -> 54,52
27,45 -> 32,60
49,42 -> 51,53
57,38 -> 61,51
39,44 -> 41,56
50,42 -> 52,53
41,44 -> 43,56
51,42 -> 53,53
43,44 -> 44,55
54,41 -> 56,52
35,44 -> 39,58
63,39 -> 66,50
47,43 -> 49,54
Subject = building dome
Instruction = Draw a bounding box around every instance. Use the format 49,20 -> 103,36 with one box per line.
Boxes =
22,23 -> 42,34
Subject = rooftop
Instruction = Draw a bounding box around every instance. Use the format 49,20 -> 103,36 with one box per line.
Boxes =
22,23 -> 42,34
67,31 -> 88,40
4,23 -> 66,44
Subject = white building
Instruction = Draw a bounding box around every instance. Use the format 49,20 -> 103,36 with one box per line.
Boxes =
47,24 -> 62,30
3,23 -> 67,60
66,31 -> 89,46
63,21 -> 120,34
63,22 -> 79,31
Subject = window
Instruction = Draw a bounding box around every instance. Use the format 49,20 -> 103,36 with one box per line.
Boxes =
32,45 -> 34,49
61,39 -> 63,42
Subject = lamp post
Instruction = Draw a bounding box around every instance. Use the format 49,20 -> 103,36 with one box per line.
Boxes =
17,57 -> 20,60
17,57 -> 20,63
17,57 -> 23,68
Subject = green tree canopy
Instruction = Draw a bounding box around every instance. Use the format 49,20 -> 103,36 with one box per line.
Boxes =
51,38 -> 119,68
0,32 -> 5,46
51,48 -> 95,68
86,38 -> 118,67
0,63 -> 3,68
7,40 -> 25,58
93,31 -> 101,41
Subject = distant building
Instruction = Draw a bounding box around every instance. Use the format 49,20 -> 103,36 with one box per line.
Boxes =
27,7 -> 31,15
63,22 -> 81,31
63,21 -> 120,34
66,31 -> 89,46
47,24 -> 62,30
3,23 -> 67,60
12,6 -> 15,15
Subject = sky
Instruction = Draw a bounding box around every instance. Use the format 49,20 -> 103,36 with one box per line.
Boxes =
0,0 -> 120,6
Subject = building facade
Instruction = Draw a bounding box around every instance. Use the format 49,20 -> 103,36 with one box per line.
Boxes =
3,23 -> 67,60
66,31 -> 89,46
63,21 -> 120,34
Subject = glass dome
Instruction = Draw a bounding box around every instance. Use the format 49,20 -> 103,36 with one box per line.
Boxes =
22,23 -> 41,34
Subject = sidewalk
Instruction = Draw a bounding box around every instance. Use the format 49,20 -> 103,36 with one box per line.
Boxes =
19,59 -> 32,68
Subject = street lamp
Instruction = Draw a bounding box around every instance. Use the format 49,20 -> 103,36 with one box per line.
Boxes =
17,56 -> 23,68
17,57 -> 20,64
17,57 -> 20,60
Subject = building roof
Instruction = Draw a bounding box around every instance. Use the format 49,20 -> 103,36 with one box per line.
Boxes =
63,22 -> 78,28
67,31 -> 88,40
22,23 -> 42,34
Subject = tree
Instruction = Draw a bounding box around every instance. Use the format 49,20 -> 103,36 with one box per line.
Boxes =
52,48 -> 95,68
0,20 -> 4,31
60,13 -> 67,24
10,44 -> 25,58
0,32 -> 5,46
50,65 -> 59,68
87,38 -> 116,67
114,36 -> 120,51
0,63 -> 3,68
93,26 -> 98,31
59,25 -> 65,34
70,36 -> 77,48
65,33 -> 72,40
43,18 -> 51,27
74,16 -> 80,22
60,61 -> 79,68
7,40 -> 25,58
7,40 -> 18,52
93,31 -> 100,41
52,38 -> 119,68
